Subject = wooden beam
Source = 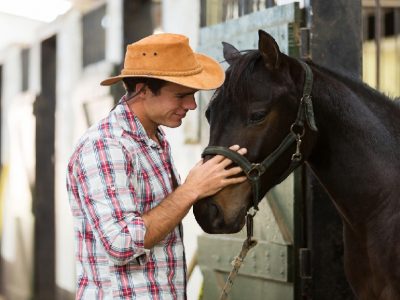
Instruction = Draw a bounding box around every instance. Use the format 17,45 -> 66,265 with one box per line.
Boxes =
363,0 -> 400,8
33,34 -> 56,300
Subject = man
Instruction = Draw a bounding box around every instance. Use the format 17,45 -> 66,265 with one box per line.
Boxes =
66,33 -> 247,299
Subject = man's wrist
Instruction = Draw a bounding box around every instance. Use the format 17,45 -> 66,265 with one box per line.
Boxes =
176,183 -> 200,205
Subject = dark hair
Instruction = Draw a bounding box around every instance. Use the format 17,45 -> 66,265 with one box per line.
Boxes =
122,77 -> 167,95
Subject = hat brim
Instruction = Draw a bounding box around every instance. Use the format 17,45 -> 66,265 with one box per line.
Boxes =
100,53 -> 225,90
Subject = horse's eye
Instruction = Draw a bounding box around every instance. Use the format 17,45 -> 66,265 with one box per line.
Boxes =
249,111 -> 267,124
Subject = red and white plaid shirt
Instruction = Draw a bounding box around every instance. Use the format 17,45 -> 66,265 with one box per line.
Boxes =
67,98 -> 186,299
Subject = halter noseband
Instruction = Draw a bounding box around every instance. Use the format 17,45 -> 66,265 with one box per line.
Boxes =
202,60 -> 318,211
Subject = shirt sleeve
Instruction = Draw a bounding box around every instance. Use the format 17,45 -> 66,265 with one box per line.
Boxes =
72,137 -> 148,266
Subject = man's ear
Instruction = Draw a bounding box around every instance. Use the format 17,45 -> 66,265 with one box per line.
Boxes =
258,30 -> 281,70
135,83 -> 147,95
222,41 -> 241,65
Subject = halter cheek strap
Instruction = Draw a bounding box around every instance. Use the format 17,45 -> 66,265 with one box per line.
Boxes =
202,59 -> 318,211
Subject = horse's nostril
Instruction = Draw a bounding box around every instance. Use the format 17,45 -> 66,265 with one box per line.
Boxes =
210,203 -> 225,229
209,203 -> 219,220
193,199 -> 226,233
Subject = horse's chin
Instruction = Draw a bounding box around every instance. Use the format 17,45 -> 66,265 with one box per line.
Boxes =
201,216 -> 246,234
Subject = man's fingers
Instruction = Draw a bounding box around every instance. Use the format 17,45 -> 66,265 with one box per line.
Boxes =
228,144 -> 240,151
207,154 -> 230,164
225,166 -> 244,176
224,175 -> 247,185
204,145 -> 247,168
219,156 -> 234,168
237,147 -> 247,155
229,145 -> 247,155
217,145 -> 247,167
220,147 -> 248,168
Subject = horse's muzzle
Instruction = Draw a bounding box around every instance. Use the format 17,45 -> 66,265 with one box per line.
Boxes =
193,197 -> 245,234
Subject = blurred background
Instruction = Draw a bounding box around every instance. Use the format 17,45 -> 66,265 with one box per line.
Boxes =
0,0 -> 398,299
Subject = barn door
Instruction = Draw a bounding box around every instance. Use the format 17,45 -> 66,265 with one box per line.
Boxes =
196,3 -> 303,299
33,34 -> 57,300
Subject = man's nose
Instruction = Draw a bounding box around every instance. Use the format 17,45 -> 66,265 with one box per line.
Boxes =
183,96 -> 197,110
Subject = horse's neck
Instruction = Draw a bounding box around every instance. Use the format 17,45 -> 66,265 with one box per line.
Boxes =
306,67 -> 400,226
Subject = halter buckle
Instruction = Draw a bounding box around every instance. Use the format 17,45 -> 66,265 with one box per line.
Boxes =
292,152 -> 302,162
246,164 -> 264,181
291,133 -> 303,162
247,206 -> 258,217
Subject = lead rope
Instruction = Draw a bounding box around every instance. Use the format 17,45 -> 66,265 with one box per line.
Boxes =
219,210 -> 258,300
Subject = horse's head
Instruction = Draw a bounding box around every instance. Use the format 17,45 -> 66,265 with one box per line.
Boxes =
193,30 -> 317,234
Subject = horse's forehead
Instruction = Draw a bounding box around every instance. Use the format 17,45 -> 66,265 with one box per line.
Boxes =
210,53 -> 285,111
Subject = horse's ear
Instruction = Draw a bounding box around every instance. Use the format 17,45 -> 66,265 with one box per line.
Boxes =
258,30 -> 281,70
222,41 -> 240,65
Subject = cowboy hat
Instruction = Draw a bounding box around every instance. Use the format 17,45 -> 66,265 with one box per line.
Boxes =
101,33 -> 224,90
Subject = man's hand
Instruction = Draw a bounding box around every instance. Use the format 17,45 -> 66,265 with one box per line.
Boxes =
183,144 -> 247,201
142,145 -> 247,248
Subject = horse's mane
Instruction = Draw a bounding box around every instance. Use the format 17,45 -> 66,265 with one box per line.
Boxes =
210,50 -> 261,116
395,97 -> 400,107
210,49 -> 400,121
224,50 -> 261,99
308,61 -> 400,114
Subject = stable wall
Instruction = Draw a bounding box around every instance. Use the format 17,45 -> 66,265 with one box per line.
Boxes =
363,36 -> 400,97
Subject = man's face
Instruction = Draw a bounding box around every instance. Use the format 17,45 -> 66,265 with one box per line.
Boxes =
143,82 -> 198,128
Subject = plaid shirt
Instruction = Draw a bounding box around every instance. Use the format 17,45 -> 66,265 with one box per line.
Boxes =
67,98 -> 186,299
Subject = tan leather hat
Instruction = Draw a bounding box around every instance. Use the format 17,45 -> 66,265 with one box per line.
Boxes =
101,33 -> 225,90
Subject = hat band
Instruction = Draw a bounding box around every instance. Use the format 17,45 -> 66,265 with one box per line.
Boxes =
121,65 -> 203,77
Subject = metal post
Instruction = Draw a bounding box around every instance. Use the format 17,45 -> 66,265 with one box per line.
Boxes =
300,0 -> 362,299
375,0 -> 381,89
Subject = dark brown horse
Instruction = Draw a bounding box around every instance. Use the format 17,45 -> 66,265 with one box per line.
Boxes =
193,30 -> 400,299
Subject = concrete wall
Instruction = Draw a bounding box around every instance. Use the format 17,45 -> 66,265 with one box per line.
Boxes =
162,1 -> 203,299
0,42 -> 36,299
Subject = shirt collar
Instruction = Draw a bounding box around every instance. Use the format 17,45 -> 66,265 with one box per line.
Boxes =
112,95 -> 167,147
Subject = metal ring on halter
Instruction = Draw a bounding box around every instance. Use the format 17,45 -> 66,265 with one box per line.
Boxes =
290,123 -> 305,137
246,164 -> 262,181
247,206 -> 258,217
291,152 -> 302,162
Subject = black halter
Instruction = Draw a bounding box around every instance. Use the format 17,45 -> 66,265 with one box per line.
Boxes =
202,60 -> 318,211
